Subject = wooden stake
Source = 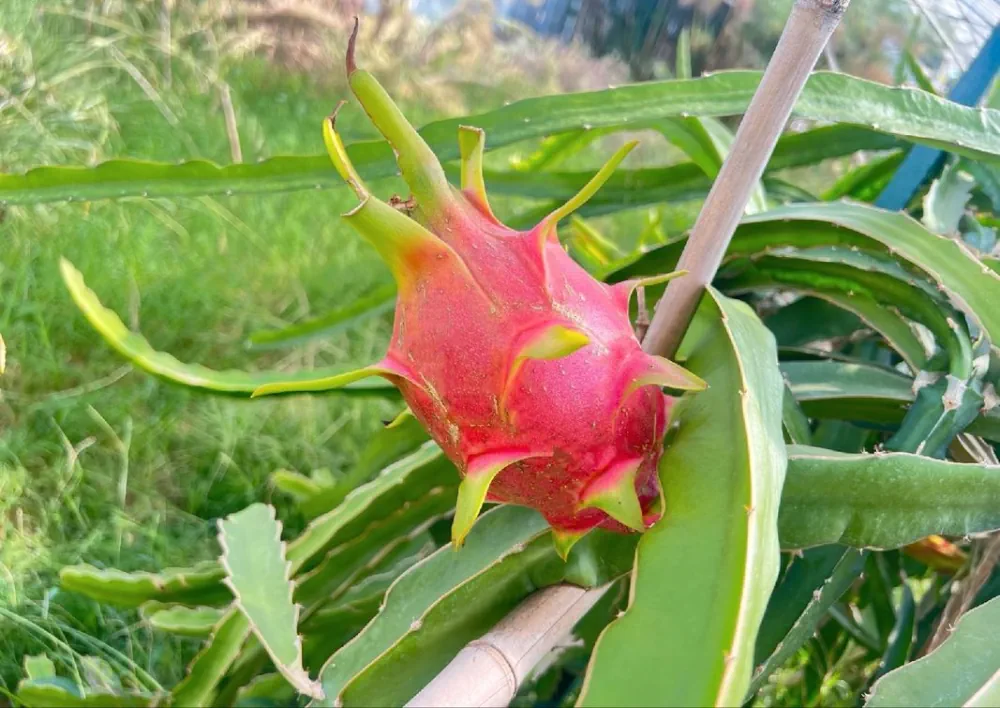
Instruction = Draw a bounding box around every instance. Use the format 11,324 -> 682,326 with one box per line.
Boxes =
405,584 -> 608,707
642,0 -> 850,359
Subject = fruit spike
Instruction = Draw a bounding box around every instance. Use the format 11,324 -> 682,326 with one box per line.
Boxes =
501,322 -> 590,417
252,357 -> 417,398
609,270 -> 689,313
579,457 -> 645,532
453,449 -> 548,547
254,25 -> 708,549
345,20 -> 454,222
620,352 -> 707,403
539,141 -> 638,234
323,102 -> 368,198
384,406 -> 413,429
552,529 -> 586,562
457,126 -> 495,220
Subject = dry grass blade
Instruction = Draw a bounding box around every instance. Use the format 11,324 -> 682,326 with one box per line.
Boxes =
219,82 -> 242,163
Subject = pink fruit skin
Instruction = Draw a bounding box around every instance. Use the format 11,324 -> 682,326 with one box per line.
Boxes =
257,27 -> 706,542
385,198 -> 672,534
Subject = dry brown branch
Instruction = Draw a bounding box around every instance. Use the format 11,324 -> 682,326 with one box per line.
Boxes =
923,533 -> 1000,655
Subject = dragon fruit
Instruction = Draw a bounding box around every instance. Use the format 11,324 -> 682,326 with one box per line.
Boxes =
255,23 -> 705,557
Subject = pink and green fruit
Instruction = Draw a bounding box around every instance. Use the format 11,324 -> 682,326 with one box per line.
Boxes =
255,24 -> 705,557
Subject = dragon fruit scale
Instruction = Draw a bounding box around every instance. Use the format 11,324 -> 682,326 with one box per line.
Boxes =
254,23 -> 706,558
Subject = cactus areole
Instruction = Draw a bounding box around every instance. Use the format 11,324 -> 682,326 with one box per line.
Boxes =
254,23 -> 706,558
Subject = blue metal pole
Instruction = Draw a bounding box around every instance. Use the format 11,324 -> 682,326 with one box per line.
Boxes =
875,24 -> 1000,210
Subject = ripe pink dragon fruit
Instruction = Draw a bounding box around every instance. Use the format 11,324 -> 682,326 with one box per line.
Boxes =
255,24 -> 705,557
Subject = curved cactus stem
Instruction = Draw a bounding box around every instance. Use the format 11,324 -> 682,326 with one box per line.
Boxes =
621,353 -> 707,403
251,357 -> 415,398
457,126 -> 496,220
579,457 -> 646,532
384,406 -> 414,429
342,196 -> 456,287
501,322 -> 590,416
539,141 -> 638,234
323,102 -> 369,198
552,529 -> 587,561
348,63 -> 454,215
453,449 -> 544,547
609,270 -> 689,313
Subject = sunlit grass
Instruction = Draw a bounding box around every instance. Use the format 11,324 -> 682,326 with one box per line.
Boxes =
0,1 -> 404,689
0,0 -> 699,692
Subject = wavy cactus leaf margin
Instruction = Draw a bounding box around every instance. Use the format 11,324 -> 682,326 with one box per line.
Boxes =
218,503 -> 324,700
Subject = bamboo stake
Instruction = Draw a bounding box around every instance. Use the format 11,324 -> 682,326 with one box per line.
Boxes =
642,0 -> 850,359
406,584 -> 608,707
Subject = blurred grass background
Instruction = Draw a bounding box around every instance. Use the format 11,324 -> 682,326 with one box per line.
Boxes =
0,0 -> 638,690
0,0 -> 970,697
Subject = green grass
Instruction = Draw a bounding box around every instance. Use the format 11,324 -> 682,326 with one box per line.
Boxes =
0,0 -> 691,693
0,2 -> 462,690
